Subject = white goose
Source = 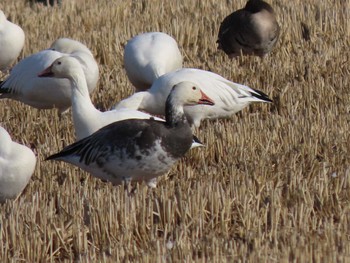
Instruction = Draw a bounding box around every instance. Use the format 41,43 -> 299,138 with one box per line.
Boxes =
124,32 -> 183,91
0,38 -> 99,113
46,82 -> 214,186
38,56 -> 166,141
115,68 -> 272,127
0,126 -> 36,203
0,10 -> 25,71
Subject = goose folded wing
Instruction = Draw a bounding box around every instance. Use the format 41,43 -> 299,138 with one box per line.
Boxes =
46,119 -> 158,166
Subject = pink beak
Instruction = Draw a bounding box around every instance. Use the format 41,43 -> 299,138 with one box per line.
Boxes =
199,90 -> 215,106
38,65 -> 53,77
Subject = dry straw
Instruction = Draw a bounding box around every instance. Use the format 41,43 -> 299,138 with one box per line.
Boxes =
0,0 -> 349,262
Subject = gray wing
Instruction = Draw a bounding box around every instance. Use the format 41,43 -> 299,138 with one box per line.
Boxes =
46,119 -> 158,166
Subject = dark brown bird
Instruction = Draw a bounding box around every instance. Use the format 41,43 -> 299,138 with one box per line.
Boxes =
217,0 -> 280,58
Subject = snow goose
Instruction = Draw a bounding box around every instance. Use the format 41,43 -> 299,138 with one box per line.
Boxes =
217,0 -> 280,58
46,82 -> 214,186
0,10 -> 25,71
0,126 -> 36,203
38,56 -> 164,141
114,68 -> 272,127
0,38 -> 99,113
124,32 -> 183,91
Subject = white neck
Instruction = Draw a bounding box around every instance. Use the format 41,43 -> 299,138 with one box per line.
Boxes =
68,72 -> 101,140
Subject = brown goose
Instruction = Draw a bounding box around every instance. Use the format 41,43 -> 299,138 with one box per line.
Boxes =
46,82 -> 214,186
217,0 -> 280,58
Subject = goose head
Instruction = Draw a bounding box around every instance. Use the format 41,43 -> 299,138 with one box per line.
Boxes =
165,81 -> 214,126
168,81 -> 215,107
245,0 -> 275,14
38,56 -> 83,79
49,38 -> 93,56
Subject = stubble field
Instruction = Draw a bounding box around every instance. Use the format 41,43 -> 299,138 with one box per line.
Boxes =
0,0 -> 349,262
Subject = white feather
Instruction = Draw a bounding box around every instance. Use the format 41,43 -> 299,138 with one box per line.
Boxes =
0,126 -> 36,202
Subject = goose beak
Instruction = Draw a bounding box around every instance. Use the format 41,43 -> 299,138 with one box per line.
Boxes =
38,65 -> 53,77
199,90 -> 215,106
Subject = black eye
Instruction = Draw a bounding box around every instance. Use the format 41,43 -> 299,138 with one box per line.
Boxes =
57,61 -> 62,65
192,86 -> 196,90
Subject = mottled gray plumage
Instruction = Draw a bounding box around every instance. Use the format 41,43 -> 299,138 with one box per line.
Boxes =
217,0 -> 280,58
46,82 -> 214,186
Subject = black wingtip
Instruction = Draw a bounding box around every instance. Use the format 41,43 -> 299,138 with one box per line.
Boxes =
45,136 -> 89,162
46,154 -> 57,161
46,151 -> 64,161
0,81 -> 11,94
192,135 -> 203,145
251,88 -> 273,103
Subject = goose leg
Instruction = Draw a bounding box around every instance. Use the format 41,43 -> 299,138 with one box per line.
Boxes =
123,177 -> 137,197
146,178 -> 157,188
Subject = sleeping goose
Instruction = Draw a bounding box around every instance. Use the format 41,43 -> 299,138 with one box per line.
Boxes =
124,32 -> 183,91
0,10 -> 25,71
46,81 -> 214,186
0,38 -> 99,113
38,56 -> 164,141
0,126 -> 36,203
114,68 -> 272,127
217,0 -> 280,58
